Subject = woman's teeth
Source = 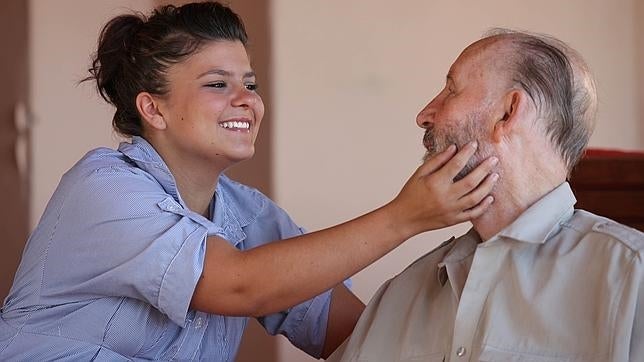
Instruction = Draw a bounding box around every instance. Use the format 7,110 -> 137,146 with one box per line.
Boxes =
220,121 -> 250,129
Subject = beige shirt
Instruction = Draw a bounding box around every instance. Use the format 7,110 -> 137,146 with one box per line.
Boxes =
329,183 -> 644,362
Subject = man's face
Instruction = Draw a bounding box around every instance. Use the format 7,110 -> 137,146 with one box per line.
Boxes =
416,41 -> 503,180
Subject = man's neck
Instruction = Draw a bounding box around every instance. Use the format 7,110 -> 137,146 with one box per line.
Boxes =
472,158 -> 567,241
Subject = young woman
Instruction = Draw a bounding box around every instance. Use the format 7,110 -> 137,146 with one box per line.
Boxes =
0,2 -> 497,361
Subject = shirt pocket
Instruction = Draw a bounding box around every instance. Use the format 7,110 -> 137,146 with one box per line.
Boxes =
479,345 -> 588,362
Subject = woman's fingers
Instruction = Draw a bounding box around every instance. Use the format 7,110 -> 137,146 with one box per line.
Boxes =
452,155 -> 499,198
460,194 -> 495,220
434,141 -> 479,180
393,140 -> 499,232
414,144 -> 457,177
456,171 -> 499,213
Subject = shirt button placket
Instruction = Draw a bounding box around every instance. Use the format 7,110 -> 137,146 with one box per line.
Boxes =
168,345 -> 179,361
194,317 -> 204,329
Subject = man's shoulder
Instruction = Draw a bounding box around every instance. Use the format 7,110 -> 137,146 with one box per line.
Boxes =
357,237 -> 458,310
393,237 -> 457,280
568,209 -> 644,253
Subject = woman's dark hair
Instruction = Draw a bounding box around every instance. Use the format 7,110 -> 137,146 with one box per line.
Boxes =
84,1 -> 248,137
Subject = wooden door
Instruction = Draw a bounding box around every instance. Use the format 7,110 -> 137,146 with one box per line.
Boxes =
0,0 -> 30,301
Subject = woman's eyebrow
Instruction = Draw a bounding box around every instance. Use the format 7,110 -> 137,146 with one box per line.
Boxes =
197,69 -> 256,79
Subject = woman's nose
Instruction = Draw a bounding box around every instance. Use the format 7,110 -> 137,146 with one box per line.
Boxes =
231,85 -> 257,108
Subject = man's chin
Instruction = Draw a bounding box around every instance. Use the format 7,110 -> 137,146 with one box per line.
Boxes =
422,146 -> 455,162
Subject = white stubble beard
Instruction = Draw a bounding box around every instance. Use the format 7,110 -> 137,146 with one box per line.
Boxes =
422,112 -> 495,181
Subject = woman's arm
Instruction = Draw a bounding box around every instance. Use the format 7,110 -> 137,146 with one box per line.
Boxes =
190,142 -> 497,316
321,284 -> 365,359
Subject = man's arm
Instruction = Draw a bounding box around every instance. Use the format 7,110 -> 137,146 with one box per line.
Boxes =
322,285 -> 366,359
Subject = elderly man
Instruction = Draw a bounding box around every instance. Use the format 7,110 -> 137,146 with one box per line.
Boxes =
329,29 -> 644,362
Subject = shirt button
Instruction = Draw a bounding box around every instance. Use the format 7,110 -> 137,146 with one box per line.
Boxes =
194,317 -> 204,329
456,346 -> 467,357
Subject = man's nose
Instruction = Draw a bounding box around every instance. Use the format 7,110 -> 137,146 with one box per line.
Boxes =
416,101 -> 436,129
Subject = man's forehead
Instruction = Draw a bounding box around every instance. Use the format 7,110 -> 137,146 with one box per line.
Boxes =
449,38 -> 505,78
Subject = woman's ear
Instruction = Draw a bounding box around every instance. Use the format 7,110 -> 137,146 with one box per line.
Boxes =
492,89 -> 526,143
136,92 -> 167,130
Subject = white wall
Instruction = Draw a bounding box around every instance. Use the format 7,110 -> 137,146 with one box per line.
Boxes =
271,0 -> 644,360
637,0 -> 644,143
29,0 -> 154,226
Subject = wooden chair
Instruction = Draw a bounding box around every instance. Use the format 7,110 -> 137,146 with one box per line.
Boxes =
569,149 -> 644,231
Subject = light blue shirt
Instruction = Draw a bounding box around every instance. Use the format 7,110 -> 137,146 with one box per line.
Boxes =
0,136 -> 333,361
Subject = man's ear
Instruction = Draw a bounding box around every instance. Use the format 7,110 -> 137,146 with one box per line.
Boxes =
136,92 -> 167,130
492,89 -> 526,143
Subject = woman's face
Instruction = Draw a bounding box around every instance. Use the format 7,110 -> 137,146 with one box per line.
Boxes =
154,40 -> 264,169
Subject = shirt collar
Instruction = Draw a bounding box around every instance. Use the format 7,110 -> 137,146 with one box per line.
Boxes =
118,136 -> 185,207
118,136 -> 258,245
496,182 -> 577,244
437,230 -> 479,286
436,182 -> 577,286
215,177 -> 262,228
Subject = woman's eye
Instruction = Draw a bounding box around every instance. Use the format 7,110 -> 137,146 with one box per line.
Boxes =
245,83 -> 258,91
206,82 -> 226,88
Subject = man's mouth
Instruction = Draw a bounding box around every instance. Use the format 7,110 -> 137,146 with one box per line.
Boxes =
422,130 -> 434,151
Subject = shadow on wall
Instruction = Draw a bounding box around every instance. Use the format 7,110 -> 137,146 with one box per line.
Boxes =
154,0 -> 277,361
636,0 -> 644,146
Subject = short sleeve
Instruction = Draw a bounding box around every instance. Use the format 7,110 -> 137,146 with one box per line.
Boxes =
41,166 -> 208,327
239,195 -> 341,358
260,291 -> 332,359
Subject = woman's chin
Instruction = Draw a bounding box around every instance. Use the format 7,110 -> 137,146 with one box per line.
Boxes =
220,148 -> 255,164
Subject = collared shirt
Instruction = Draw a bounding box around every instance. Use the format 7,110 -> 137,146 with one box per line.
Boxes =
0,136 -> 333,361
329,182 -> 644,362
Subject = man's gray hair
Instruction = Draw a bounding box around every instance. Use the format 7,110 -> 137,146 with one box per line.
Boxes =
484,28 -> 598,176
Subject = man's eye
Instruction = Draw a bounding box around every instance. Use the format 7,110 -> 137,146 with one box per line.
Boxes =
206,82 -> 226,88
245,83 -> 258,91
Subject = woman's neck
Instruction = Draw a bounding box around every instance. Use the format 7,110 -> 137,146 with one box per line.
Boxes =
151,141 -> 224,218
173,170 -> 218,218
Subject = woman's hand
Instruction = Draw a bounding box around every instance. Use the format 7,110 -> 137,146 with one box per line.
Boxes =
387,141 -> 499,238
